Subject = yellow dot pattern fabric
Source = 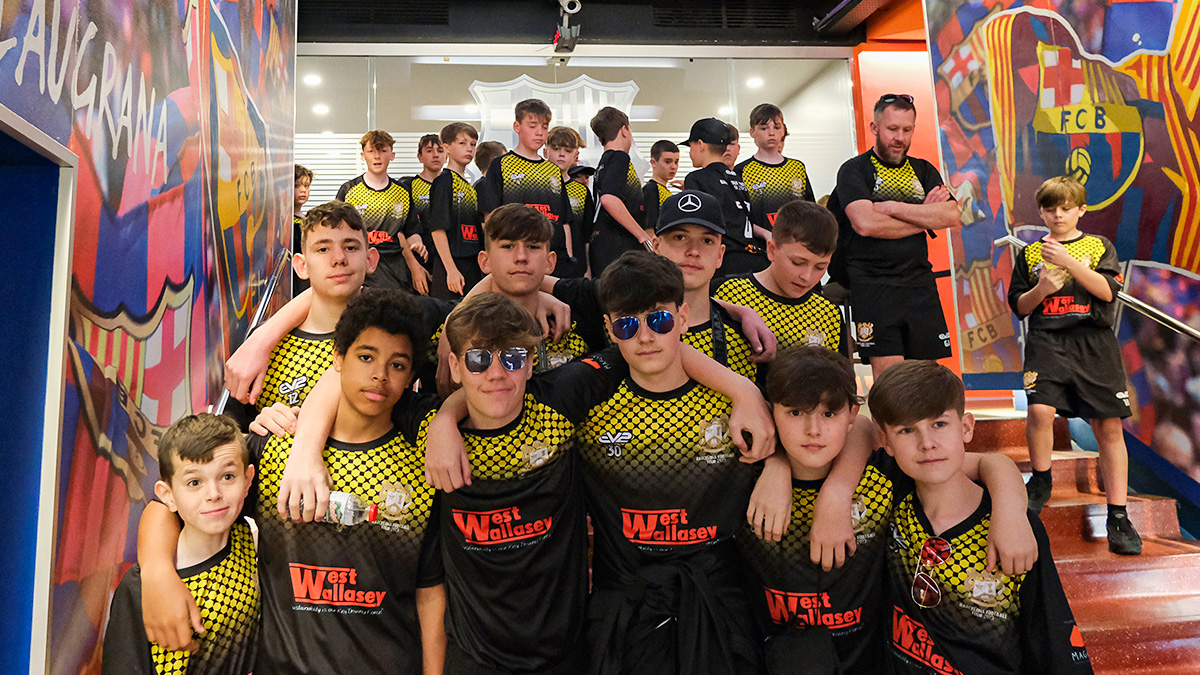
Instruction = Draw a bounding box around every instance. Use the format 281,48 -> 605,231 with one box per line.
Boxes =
1021,235 -> 1109,281
150,523 -> 259,674
869,155 -> 927,204
408,175 -> 433,227
461,394 -> 579,480
889,493 -> 1024,656
738,157 -> 814,230
337,176 -> 416,251
566,179 -> 588,224
681,314 -> 758,381
652,181 -> 671,207
713,275 -> 843,351
255,330 -> 335,415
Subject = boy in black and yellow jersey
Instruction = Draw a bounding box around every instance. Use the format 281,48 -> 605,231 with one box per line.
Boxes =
738,103 -> 815,242
1009,176 -> 1138,554
224,201 -> 379,435
871,361 -> 1091,675
337,129 -> 431,295
138,291 -> 447,674
713,200 -> 845,354
682,117 -> 764,275
826,94 -> 959,378
642,140 -> 679,237
429,122 -> 482,300
293,164 -> 313,296
479,99 -> 583,278
738,348 -> 1037,675
544,126 -> 593,270
403,133 -> 447,274
104,414 -> 258,675
579,252 -> 785,675
588,106 -> 647,275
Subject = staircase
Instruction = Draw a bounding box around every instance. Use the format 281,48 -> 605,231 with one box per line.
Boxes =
969,414 -> 1200,674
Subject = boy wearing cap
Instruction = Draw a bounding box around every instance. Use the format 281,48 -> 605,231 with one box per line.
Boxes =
589,106 -> 648,275
643,140 -> 680,233
682,118 -> 764,276
738,103 -> 815,242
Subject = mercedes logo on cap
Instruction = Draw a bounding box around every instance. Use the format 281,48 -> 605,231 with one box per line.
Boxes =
678,193 -> 703,212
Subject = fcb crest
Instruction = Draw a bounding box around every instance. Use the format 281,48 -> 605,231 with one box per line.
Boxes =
856,322 -> 874,343
378,481 -> 414,521
470,74 -> 649,177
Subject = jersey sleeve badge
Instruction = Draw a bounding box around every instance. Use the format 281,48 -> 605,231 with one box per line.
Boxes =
856,322 -> 874,343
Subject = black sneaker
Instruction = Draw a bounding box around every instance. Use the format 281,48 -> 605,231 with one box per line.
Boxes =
1026,476 -> 1052,514
1107,513 -> 1143,555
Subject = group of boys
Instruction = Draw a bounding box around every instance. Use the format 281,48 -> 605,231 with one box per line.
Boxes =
103,92 -> 1140,675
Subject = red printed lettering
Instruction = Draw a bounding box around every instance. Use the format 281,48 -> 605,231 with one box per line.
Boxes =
892,606 -> 963,674
1041,295 -> 1090,316
763,588 -> 862,630
452,506 -> 553,545
766,212 -> 778,227
289,563 -> 386,608
620,508 -> 716,545
526,203 -> 559,222
461,223 -> 479,241
367,230 -> 395,245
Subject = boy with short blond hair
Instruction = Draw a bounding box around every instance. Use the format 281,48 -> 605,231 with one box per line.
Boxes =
870,360 -> 1092,674
103,414 -> 257,675
713,199 -> 845,353
1008,175 -> 1138,554
337,130 -> 429,294
738,104 -> 815,242
588,106 -> 647,275
429,123 -> 482,299
479,99 -> 583,277
643,139 -> 679,233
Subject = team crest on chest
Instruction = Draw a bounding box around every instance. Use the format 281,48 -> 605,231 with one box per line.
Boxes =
378,481 -> 414,521
696,414 -> 735,457
520,439 -> 553,470
805,328 -> 827,347
850,495 -> 867,531
963,568 -> 1007,608
791,176 -> 806,195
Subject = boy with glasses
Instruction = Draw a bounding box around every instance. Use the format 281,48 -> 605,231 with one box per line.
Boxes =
870,361 -> 1092,675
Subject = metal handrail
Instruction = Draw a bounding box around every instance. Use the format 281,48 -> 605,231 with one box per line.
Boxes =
214,248 -> 293,414
993,235 -> 1200,343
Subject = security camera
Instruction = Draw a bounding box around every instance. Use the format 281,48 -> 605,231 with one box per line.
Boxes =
559,0 -> 581,14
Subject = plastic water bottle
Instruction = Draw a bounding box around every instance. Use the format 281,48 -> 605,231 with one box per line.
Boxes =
326,491 -> 379,526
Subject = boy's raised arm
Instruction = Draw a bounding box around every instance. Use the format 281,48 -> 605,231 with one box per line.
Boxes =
225,288 -> 312,403
810,415 -> 876,570
277,367 -> 340,522
714,299 -> 777,362
964,452 -> 1038,575
136,501 -> 202,652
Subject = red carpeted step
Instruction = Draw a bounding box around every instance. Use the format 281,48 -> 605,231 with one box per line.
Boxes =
1035,493 -> 1181,540
966,415 -> 1071,454
1052,537 -> 1200,600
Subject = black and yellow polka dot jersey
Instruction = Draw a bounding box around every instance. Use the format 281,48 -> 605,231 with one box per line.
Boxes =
102,523 -> 259,675
429,169 -> 483,259
887,492 -> 1091,674
1007,233 -> 1121,332
222,329 -> 333,432
593,149 -> 646,234
403,175 -> 434,235
577,379 -> 759,580
827,150 -> 946,286
248,393 -> 441,674
736,156 -> 815,233
435,354 -> 625,672
565,178 -> 591,234
682,302 -> 759,382
479,152 -> 571,256
336,175 -> 419,254
737,449 -> 907,672
642,179 -> 672,231
713,273 -> 845,353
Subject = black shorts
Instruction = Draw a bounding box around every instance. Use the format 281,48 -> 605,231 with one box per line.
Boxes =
1023,327 -> 1131,419
850,282 -> 951,361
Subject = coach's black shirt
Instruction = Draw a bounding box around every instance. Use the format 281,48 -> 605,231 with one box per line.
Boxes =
249,393 -> 441,674
1007,234 -> 1121,332
103,522 -> 258,675
684,162 -> 757,253
736,156 -> 815,234
887,493 -> 1092,674
827,150 -> 945,286
429,169 -> 483,259
737,449 -> 908,673
436,354 -> 625,671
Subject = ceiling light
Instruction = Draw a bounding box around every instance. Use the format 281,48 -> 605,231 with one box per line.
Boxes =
746,77 -> 763,88
313,104 -> 329,115
303,74 -> 321,86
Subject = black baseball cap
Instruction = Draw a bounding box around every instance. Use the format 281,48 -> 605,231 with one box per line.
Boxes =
567,164 -> 595,178
680,117 -> 734,146
656,190 -> 725,235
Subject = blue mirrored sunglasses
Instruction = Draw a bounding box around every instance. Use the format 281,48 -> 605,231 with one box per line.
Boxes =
463,347 -> 528,373
610,310 -> 675,341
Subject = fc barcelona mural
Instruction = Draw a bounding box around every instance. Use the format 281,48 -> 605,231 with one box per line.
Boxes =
0,0 -> 293,670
